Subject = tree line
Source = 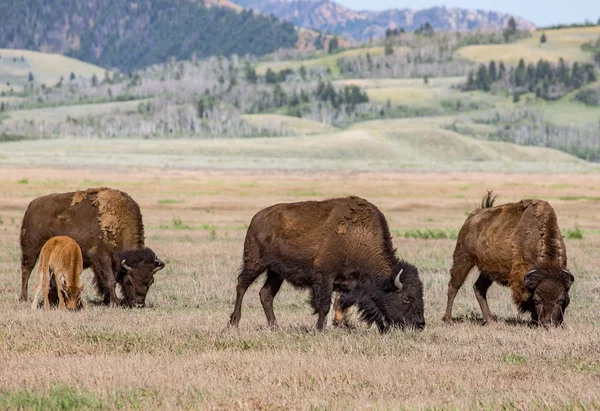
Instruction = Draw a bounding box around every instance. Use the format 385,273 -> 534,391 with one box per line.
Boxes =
463,58 -> 597,100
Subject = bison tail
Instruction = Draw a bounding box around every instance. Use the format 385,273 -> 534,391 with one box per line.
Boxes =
479,190 -> 498,209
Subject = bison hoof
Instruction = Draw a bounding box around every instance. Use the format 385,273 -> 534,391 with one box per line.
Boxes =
482,315 -> 498,324
229,314 -> 240,327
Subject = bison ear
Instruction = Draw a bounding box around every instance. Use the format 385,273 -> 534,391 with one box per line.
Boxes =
524,269 -> 543,290
562,269 -> 574,289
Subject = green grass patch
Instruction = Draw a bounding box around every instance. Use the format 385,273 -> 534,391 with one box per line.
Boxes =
502,354 -> 527,366
558,195 -> 600,201
565,225 -> 584,239
0,385 -> 168,410
159,217 -> 191,230
0,386 -> 102,410
401,228 -> 458,240
201,223 -> 217,240
157,199 -> 184,204
16,178 -> 28,184
82,179 -> 104,186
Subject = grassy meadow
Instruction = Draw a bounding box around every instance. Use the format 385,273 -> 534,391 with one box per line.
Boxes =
1,17 -> 600,410
0,48 -> 105,88
456,26 -> 600,65
0,167 -> 600,409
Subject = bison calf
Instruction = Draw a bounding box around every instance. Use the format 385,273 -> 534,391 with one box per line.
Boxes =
31,236 -> 84,311
20,188 -> 165,307
229,196 -> 425,332
443,192 -> 574,327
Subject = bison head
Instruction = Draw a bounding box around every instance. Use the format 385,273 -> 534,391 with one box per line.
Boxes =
339,261 -> 425,332
116,247 -> 165,308
58,275 -> 85,311
524,267 -> 574,327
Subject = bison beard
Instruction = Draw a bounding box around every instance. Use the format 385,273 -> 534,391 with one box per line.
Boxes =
338,262 -> 425,332
229,196 -> 426,332
443,191 -> 574,327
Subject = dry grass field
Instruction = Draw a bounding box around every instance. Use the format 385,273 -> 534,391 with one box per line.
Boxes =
456,26 -> 600,65
0,49 -> 106,87
255,46 -> 410,76
1,166 -> 600,409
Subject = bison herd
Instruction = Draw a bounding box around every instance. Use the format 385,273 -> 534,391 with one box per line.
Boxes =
20,187 -> 575,331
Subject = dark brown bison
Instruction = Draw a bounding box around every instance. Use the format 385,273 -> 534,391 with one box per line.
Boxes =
229,196 -> 425,332
443,192 -> 574,327
20,188 -> 165,307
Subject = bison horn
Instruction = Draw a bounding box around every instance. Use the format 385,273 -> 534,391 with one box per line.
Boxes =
394,269 -> 403,291
121,260 -> 133,271
525,269 -> 537,276
60,276 -> 67,286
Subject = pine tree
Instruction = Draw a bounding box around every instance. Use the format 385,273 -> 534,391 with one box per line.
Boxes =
327,36 -> 339,54
467,71 -> 475,90
498,62 -> 506,79
515,59 -> 527,87
265,68 -> 277,84
91,74 -> 98,87
69,72 -> 76,81
384,41 -> 394,56
476,64 -> 491,91
540,33 -> 547,44
488,61 -> 497,81
28,72 -> 34,82
244,61 -> 257,84
299,65 -> 306,80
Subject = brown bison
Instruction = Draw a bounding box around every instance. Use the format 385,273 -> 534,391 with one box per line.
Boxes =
31,236 -> 85,311
20,188 -> 165,307
229,196 -> 425,332
443,192 -> 574,326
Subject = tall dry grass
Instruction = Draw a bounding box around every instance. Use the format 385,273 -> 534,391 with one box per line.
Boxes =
0,168 -> 599,409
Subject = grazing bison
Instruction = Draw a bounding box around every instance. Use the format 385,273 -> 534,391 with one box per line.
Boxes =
229,196 -> 425,332
20,188 -> 165,307
443,191 -> 574,326
31,236 -> 85,311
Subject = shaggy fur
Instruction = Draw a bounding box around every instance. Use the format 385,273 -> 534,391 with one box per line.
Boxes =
115,248 -> 165,307
31,236 -> 84,311
229,196 -> 425,332
20,188 -> 163,306
443,191 -> 574,326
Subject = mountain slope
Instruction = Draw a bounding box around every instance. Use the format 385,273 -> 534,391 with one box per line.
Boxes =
0,0 -> 298,72
234,0 -> 536,41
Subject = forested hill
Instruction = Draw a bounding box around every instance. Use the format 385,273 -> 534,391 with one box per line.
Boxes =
0,0 -> 298,72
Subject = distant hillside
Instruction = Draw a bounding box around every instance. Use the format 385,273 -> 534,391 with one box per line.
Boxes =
233,0 -> 536,41
0,0 -> 298,72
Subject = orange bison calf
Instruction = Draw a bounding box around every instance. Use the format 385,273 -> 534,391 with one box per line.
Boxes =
443,192 -> 574,327
31,236 -> 84,311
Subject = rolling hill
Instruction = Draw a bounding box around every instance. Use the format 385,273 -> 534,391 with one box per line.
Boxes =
457,26 -> 600,65
232,1 -> 536,41
0,48 -> 105,87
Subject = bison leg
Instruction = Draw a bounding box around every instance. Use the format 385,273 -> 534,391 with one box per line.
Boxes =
259,270 -> 284,329
20,254 -> 38,302
91,255 -> 119,306
443,252 -> 474,323
473,273 -> 496,323
312,279 -> 334,331
230,267 -> 264,327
